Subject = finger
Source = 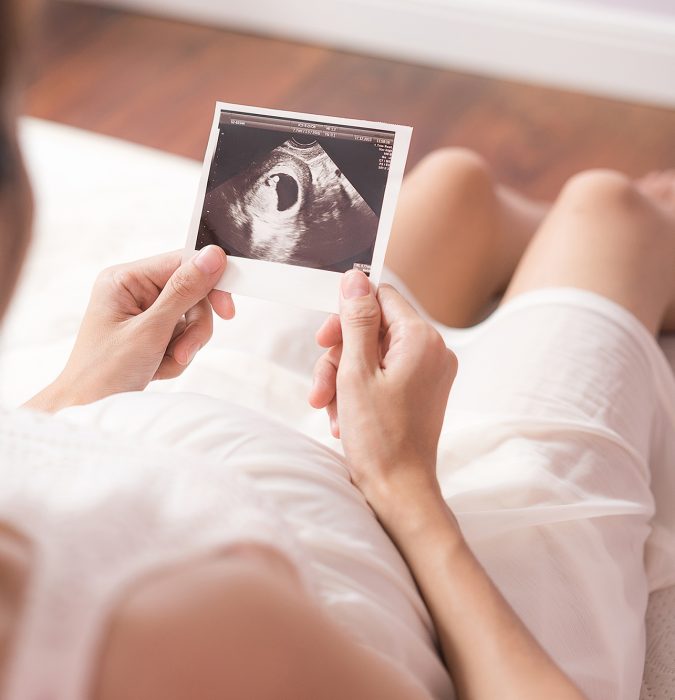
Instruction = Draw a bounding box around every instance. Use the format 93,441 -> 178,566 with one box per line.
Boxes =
209,289 -> 236,320
170,318 -> 187,343
168,297 -> 213,366
338,270 -> 381,372
153,354 -> 188,381
120,250 -> 184,292
326,399 -> 340,439
376,284 -> 424,335
164,318 -> 187,362
95,251 -> 184,314
309,344 -> 342,409
149,246 -> 226,323
315,313 -> 342,348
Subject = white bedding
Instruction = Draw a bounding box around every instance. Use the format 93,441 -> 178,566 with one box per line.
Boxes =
2,118 -> 674,698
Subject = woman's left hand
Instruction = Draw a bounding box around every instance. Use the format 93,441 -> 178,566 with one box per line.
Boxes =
26,246 -> 234,412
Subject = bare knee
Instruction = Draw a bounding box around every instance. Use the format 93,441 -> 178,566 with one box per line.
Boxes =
509,167 -> 675,333
553,168 -> 672,251
558,169 -> 638,213
414,147 -> 492,195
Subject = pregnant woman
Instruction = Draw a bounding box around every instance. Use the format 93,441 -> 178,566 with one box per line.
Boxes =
1,2 -> 674,699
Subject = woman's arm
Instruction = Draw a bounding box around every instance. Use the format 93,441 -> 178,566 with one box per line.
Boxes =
377,489 -> 585,700
26,246 -> 234,412
310,271 -> 586,700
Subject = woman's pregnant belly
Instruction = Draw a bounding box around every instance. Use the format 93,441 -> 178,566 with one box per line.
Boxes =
58,390 -> 455,700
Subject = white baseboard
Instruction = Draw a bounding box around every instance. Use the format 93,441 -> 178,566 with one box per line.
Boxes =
75,0 -> 675,107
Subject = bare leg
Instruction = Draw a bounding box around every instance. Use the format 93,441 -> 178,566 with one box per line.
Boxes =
503,169 -> 675,335
386,148 -> 548,327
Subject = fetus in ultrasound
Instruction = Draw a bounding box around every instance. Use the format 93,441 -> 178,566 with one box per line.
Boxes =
201,139 -> 378,271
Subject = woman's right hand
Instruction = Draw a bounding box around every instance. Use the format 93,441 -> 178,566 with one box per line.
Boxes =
312,273 -> 589,700
309,270 -> 457,525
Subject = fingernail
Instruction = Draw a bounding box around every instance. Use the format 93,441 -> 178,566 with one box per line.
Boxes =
194,246 -> 224,274
341,270 -> 370,299
183,343 -> 200,366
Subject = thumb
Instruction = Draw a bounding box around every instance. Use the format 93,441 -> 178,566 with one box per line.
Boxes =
151,246 -> 226,321
339,270 -> 381,372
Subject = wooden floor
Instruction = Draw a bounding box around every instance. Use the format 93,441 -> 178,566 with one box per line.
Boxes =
24,2 -> 675,199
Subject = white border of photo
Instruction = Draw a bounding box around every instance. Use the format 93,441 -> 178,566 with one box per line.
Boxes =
183,102 -> 412,314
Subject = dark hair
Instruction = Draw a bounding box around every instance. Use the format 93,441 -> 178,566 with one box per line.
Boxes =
0,0 -> 38,316
0,0 -> 16,85
0,0 -> 34,184
0,0 -> 26,101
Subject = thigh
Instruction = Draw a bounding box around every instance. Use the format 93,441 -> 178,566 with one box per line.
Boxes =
503,169 -> 675,335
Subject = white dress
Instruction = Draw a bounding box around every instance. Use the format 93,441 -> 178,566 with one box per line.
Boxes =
430,287 -> 675,700
2,285 -> 674,700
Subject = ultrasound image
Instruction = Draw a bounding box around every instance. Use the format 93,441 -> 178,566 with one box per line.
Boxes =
197,114 -> 393,273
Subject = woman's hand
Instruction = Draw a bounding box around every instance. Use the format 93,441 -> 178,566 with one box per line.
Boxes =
309,270 -> 457,525
26,246 -> 234,412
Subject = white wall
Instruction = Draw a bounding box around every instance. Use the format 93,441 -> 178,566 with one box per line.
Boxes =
535,0 -> 675,18
74,0 -> 675,107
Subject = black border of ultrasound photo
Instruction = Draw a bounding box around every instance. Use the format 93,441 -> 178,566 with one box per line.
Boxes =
183,102 -> 412,314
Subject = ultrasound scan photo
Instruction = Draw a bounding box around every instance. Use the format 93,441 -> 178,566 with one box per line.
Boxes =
196,110 -> 395,273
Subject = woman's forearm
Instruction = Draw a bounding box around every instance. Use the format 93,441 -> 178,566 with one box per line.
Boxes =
375,484 -> 587,700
